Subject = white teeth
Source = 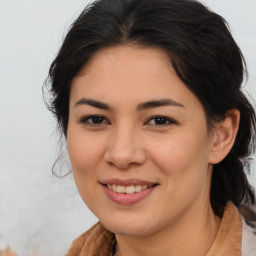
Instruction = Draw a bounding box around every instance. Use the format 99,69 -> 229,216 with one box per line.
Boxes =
126,185 -> 135,194
108,184 -> 151,194
116,185 -> 126,194
135,185 -> 142,192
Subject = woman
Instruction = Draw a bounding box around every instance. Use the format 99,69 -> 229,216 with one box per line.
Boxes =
45,0 -> 256,255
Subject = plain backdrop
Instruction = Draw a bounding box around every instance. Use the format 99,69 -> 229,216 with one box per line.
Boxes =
1,0 -> 256,255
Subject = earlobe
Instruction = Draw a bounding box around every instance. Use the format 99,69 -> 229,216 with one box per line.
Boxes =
209,109 -> 240,164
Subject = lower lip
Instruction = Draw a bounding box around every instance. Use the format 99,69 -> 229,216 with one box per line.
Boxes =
101,185 -> 157,206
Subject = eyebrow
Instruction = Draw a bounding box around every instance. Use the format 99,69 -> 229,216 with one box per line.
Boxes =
74,98 -> 111,110
74,98 -> 184,111
137,99 -> 184,111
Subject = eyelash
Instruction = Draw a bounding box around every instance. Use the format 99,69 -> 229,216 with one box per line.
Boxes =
80,115 -> 177,127
80,115 -> 109,127
146,116 -> 177,126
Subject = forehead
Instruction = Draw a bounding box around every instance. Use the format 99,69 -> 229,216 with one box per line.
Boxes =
74,45 -> 172,86
70,45 -> 201,111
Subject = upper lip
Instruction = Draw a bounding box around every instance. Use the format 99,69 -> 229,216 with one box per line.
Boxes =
100,178 -> 157,186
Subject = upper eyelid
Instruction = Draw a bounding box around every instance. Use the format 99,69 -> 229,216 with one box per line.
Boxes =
80,115 -> 109,123
146,115 -> 177,124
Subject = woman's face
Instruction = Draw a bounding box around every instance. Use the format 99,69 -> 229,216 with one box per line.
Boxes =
67,45 -> 216,237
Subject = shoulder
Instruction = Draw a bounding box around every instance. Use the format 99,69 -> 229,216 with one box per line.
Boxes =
238,204 -> 256,256
65,222 -> 115,256
65,222 -> 102,256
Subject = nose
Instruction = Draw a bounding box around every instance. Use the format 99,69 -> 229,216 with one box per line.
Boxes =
104,126 -> 147,170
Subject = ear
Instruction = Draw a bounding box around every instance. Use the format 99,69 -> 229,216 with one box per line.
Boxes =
209,109 -> 240,164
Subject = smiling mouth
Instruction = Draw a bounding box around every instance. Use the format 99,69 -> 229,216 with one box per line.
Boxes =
104,184 -> 157,194
101,180 -> 159,205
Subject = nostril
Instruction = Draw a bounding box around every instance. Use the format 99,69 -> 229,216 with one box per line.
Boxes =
104,141 -> 147,169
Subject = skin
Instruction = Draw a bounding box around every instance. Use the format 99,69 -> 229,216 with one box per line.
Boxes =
67,45 -> 240,256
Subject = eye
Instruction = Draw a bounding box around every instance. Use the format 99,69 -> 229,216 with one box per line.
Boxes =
146,116 -> 176,126
80,115 -> 109,126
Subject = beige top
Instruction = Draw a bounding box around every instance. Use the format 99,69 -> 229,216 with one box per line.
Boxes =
66,202 -> 242,256
207,202 -> 241,256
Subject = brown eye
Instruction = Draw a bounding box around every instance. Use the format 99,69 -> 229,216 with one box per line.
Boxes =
91,116 -> 104,124
81,115 -> 109,126
147,116 -> 176,126
154,117 -> 168,125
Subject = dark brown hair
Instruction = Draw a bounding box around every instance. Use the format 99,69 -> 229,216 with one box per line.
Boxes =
45,0 -> 256,216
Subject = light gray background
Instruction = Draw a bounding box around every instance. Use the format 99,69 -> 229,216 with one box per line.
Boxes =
1,1 -> 255,255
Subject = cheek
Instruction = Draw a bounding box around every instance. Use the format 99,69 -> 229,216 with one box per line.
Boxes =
67,128 -> 104,174
67,129 -> 104,208
150,134 -> 211,215
150,131 -> 210,180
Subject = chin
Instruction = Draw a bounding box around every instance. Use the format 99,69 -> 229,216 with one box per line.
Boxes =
99,214 -> 157,237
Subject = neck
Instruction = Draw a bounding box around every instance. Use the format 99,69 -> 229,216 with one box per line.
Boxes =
115,200 -> 221,256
